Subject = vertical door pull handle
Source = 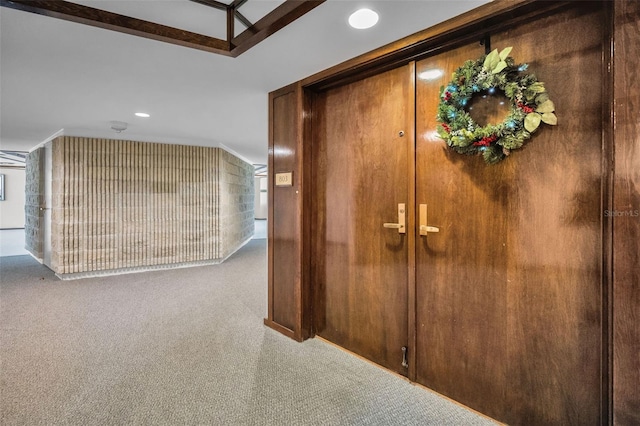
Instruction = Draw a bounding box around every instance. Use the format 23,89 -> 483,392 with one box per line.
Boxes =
383,203 -> 406,234
419,204 -> 440,236
401,346 -> 409,368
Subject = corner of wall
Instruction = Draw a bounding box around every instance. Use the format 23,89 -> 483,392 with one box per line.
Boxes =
217,148 -> 255,259
24,147 -> 44,259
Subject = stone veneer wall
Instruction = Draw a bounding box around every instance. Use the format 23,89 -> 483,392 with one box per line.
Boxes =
24,147 -> 44,259
217,149 -> 255,259
46,136 -> 253,276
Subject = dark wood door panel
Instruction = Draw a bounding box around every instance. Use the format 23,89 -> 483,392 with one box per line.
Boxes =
493,5 -> 605,425
414,42 -> 511,417
415,4 -> 605,425
270,91 -> 299,332
312,65 -> 413,375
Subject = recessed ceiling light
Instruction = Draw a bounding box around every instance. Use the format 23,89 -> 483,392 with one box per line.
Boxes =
349,8 -> 379,29
135,112 -> 150,118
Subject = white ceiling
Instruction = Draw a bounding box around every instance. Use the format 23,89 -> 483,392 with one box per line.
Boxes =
0,0 -> 489,164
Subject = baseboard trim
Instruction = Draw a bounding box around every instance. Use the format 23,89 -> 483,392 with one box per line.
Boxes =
55,257 -> 224,281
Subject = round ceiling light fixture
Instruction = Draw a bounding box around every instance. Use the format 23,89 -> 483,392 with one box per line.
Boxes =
110,121 -> 128,133
135,112 -> 150,118
348,8 -> 379,29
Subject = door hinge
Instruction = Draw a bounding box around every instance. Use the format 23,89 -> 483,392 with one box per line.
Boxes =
401,346 -> 409,368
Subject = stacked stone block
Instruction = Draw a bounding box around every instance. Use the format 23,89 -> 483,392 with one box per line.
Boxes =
217,150 -> 255,259
27,136 -> 253,276
24,148 -> 44,259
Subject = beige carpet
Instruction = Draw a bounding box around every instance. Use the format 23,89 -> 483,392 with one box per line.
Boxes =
0,240 -> 495,425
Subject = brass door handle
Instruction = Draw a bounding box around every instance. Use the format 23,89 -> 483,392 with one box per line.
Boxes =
419,204 -> 439,236
383,223 -> 403,229
420,225 -> 440,233
383,203 -> 406,234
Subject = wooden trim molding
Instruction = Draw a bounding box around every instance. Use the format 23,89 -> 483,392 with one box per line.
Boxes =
266,83 -> 312,342
230,1 -> 325,56
612,1 -> 640,424
263,319 -> 297,341
0,0 -> 230,54
0,0 -> 325,57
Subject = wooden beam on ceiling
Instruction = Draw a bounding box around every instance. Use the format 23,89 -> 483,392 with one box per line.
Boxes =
190,0 -> 252,32
234,10 -> 253,30
230,0 -> 326,56
228,0 -> 253,34
188,0 -> 229,12
1,0 -> 325,57
1,0 -> 232,55
230,0 -> 249,9
226,6 -> 234,42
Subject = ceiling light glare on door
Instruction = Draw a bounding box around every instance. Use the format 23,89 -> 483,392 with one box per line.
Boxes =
349,8 -> 379,29
418,69 -> 444,81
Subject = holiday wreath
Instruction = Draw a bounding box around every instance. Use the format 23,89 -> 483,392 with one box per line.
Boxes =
436,47 -> 557,164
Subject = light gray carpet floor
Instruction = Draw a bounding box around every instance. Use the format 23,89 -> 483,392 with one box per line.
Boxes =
0,240 -> 496,425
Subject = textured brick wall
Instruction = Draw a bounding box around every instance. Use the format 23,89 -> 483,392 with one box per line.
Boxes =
48,136 -> 253,275
218,149 -> 255,259
24,148 -> 44,259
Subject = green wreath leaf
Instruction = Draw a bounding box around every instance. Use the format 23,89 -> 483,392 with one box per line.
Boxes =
483,49 -> 500,71
530,82 -> 546,93
492,61 -> 508,74
499,46 -> 513,60
541,112 -> 558,125
483,145 -> 505,164
536,99 -> 555,113
524,113 -> 542,132
535,92 -> 550,105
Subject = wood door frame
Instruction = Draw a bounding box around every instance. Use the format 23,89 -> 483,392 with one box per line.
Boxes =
302,7 -> 616,417
265,0 -> 636,423
265,82 -> 313,342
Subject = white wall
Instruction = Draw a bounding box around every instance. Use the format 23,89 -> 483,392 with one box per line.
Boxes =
254,177 -> 267,219
0,167 -> 26,229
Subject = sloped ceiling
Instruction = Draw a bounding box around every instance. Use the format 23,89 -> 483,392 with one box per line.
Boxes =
0,0 -> 489,164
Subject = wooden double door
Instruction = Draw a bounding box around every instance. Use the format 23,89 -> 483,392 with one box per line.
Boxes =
311,6 -> 605,425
